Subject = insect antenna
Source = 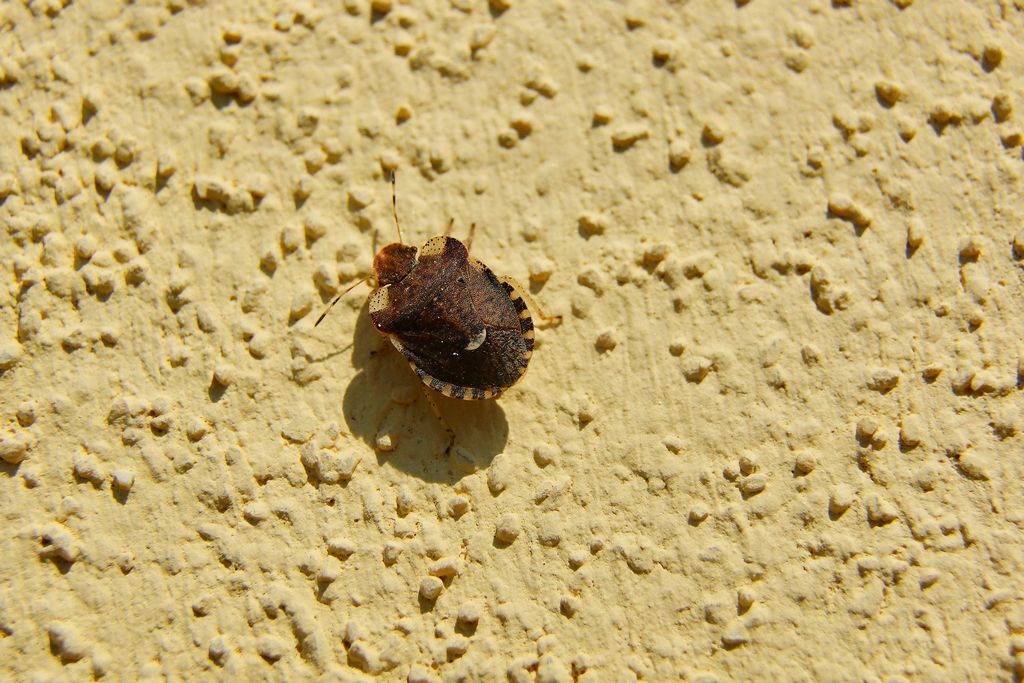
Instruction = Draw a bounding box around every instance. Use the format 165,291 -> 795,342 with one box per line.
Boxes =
314,276 -> 371,327
390,171 -> 403,244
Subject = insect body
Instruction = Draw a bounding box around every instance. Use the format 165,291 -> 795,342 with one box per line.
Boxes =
369,235 -> 535,400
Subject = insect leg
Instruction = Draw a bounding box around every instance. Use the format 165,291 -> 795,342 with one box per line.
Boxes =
465,222 -> 476,252
419,385 -> 456,455
443,217 -> 455,237
502,276 -> 562,326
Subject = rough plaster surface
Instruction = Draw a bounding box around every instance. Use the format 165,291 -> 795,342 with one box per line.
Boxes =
2,0 -> 1024,680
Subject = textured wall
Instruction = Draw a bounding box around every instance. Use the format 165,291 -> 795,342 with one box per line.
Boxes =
1,0 -> 1023,680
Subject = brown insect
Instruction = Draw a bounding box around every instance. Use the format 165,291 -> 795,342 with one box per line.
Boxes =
316,174 -> 558,453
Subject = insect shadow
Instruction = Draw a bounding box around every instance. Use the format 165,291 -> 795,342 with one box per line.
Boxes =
341,303 -> 508,483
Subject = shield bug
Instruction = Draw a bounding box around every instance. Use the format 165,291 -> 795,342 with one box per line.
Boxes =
316,174 -> 559,453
